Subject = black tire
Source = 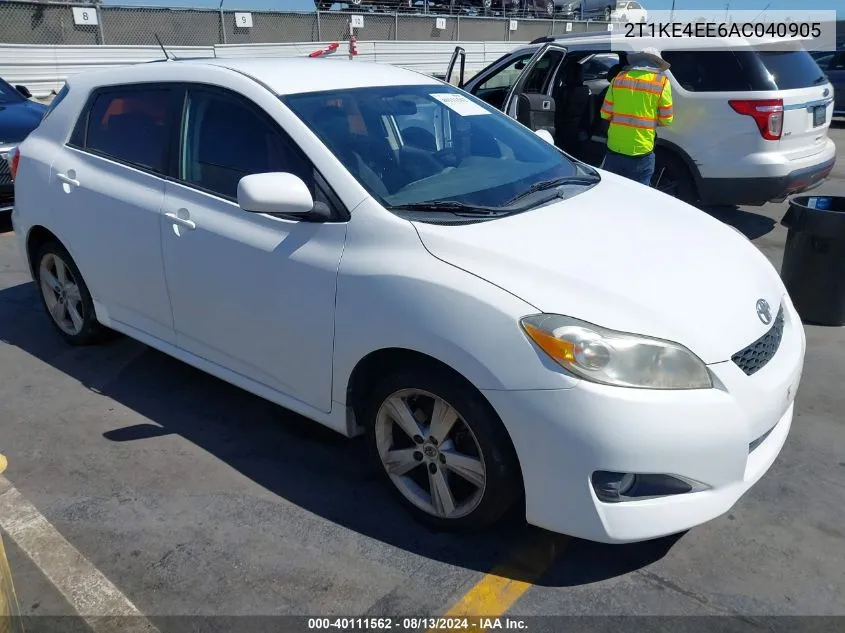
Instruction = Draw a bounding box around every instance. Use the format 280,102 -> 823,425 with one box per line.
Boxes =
545,0 -> 555,17
652,149 -> 698,204
363,364 -> 522,532
604,6 -> 611,20
34,241 -> 109,346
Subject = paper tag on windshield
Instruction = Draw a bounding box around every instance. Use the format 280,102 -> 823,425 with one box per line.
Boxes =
431,93 -> 489,117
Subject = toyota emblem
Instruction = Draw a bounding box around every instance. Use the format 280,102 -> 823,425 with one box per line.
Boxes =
756,299 -> 772,325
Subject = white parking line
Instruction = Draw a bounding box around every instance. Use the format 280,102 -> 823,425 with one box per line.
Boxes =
0,475 -> 160,633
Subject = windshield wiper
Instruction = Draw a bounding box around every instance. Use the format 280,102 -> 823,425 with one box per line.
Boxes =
504,175 -> 600,206
812,75 -> 828,85
387,201 -> 506,216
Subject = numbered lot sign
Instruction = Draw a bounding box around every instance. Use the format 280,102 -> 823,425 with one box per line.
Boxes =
234,12 -> 253,28
435,17 -> 446,30
72,7 -> 98,26
351,14 -> 365,28
509,19 -> 518,31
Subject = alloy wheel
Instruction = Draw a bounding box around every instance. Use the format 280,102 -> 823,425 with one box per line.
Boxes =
374,388 -> 487,520
39,252 -> 85,336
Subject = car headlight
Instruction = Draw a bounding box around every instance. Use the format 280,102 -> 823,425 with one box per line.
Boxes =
520,314 -> 712,390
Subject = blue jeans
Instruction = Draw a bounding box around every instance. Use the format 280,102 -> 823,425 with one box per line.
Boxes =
602,150 -> 655,186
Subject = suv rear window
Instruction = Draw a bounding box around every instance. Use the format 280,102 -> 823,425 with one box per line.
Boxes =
752,50 -> 827,90
662,49 -> 827,92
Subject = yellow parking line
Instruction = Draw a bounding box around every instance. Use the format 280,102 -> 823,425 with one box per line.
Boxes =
430,530 -> 569,632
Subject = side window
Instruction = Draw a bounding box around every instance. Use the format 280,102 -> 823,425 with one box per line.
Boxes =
476,54 -> 533,92
83,88 -> 171,173
180,89 -> 312,201
581,53 -> 620,81
521,50 -> 565,94
662,51 -> 753,92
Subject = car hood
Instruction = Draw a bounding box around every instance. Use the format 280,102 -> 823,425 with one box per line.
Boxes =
0,100 -> 46,144
411,171 -> 786,365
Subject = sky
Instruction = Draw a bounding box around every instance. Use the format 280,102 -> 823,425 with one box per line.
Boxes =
103,0 -> 843,19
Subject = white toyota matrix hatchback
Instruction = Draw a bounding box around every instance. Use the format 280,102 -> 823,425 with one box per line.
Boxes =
10,57 -> 806,544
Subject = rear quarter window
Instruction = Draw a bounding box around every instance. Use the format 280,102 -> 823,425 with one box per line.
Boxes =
662,49 -> 827,92
661,51 -> 754,92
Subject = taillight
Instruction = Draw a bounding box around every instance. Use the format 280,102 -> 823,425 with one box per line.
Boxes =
9,147 -> 20,181
728,99 -> 783,141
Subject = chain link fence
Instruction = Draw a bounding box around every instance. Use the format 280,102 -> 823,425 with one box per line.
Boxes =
0,0 -> 613,47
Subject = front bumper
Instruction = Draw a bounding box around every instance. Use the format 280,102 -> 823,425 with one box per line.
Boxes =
483,296 -> 806,544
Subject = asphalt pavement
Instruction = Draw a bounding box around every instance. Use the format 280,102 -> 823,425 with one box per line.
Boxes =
0,123 -> 843,633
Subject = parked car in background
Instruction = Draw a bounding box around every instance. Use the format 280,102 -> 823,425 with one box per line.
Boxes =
556,0 -> 617,20
11,56 -> 806,544
610,0 -> 647,23
446,32 -> 836,207
811,48 -> 844,116
1,76 -> 47,213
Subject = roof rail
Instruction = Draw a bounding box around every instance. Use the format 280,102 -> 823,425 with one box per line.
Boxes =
530,30 -> 612,45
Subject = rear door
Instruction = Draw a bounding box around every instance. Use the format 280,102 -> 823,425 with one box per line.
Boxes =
753,48 -> 834,161
502,42 -> 568,120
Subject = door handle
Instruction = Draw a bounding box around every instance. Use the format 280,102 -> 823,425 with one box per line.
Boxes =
56,172 -> 80,187
165,212 -> 196,230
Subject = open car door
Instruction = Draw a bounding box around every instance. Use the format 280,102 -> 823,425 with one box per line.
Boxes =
444,46 -> 466,88
501,42 -> 567,137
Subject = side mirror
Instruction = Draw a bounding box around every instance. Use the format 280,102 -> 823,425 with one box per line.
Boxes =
237,172 -> 328,219
535,129 -> 555,145
15,85 -> 32,99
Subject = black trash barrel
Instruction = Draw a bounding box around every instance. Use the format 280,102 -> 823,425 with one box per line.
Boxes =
780,195 -> 845,326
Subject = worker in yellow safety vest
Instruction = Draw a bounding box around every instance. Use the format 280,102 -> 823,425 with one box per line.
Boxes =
599,47 -> 673,186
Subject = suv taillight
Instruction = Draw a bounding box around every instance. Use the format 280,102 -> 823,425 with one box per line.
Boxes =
728,99 -> 784,141
9,147 -> 20,181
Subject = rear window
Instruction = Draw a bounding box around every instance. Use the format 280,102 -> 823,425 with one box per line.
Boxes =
662,49 -> 827,92
752,50 -> 827,90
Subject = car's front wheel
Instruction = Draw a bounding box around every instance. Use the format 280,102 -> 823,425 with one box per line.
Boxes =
364,366 -> 521,531
35,241 -> 108,345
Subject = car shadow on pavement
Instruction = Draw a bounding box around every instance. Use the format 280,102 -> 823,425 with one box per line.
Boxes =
0,281 -> 683,588
699,205 -> 776,240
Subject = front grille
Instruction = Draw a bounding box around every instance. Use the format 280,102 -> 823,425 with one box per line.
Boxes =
732,306 -> 785,376
0,159 -> 10,187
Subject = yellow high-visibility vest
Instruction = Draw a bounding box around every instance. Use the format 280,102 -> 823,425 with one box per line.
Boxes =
600,68 -> 674,156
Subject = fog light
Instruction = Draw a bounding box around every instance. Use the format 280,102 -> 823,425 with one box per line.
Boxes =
591,471 -> 637,502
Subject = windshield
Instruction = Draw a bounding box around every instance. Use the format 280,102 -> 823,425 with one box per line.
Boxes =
282,85 -> 589,213
0,77 -> 23,105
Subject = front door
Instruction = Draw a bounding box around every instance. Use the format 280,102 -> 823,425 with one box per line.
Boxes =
160,85 -> 347,413
49,85 -> 176,344
502,42 -> 568,120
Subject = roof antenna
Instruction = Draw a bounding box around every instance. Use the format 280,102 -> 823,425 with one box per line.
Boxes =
154,33 -> 173,61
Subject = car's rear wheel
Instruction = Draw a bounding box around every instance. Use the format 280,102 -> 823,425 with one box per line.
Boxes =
364,366 -> 521,531
652,150 -> 697,204
35,241 -> 107,345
